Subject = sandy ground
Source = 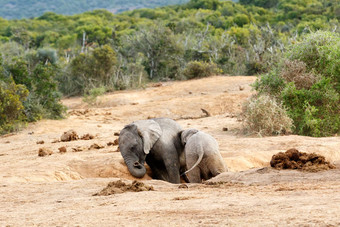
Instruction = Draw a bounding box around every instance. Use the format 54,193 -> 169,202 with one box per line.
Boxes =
1,75 -> 340,226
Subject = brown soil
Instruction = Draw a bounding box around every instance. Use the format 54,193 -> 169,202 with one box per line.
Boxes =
1,76 -> 340,226
93,180 -> 154,196
270,148 -> 336,172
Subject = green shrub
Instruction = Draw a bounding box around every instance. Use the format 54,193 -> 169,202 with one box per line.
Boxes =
287,31 -> 340,91
82,86 -> 106,106
0,78 -> 28,134
182,61 -> 220,79
281,78 -> 340,137
252,31 -> 340,137
241,95 -> 293,136
252,70 -> 285,97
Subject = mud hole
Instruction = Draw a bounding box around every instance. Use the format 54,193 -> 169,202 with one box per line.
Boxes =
93,180 -> 154,196
270,148 -> 336,172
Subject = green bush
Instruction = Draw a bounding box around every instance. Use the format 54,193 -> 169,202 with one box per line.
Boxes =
252,70 -> 285,97
287,31 -> 340,91
82,86 -> 106,106
281,78 -> 340,137
251,31 -> 340,137
182,61 -> 220,79
0,78 -> 28,134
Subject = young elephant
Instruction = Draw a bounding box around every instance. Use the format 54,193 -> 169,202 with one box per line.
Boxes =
181,129 -> 227,183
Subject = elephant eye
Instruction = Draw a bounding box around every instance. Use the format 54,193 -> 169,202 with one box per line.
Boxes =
130,145 -> 137,152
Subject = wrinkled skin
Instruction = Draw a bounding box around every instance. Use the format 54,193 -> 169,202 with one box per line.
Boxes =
181,129 -> 228,183
119,118 -> 185,184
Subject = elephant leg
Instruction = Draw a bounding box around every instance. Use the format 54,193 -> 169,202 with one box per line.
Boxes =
146,155 -> 169,181
161,144 -> 181,184
207,156 -> 226,179
186,151 -> 202,183
187,166 -> 201,183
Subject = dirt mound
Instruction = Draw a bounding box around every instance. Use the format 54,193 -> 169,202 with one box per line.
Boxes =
61,130 -> 79,142
270,148 -> 336,172
93,180 -> 154,196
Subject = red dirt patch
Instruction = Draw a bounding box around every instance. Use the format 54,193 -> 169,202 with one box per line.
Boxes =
93,180 -> 154,196
270,148 -> 336,172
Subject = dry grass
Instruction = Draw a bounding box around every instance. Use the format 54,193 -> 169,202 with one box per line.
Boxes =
241,95 -> 293,136
280,60 -> 319,89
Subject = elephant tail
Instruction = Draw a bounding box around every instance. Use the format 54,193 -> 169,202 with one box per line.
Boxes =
183,143 -> 204,175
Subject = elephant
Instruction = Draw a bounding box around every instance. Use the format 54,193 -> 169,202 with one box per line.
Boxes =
180,129 -> 227,183
118,118 -> 186,184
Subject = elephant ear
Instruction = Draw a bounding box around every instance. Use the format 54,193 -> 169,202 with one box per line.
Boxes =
133,120 -> 162,154
181,128 -> 199,145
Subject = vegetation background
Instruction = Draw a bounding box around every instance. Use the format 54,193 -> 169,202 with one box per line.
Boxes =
0,0 -> 339,136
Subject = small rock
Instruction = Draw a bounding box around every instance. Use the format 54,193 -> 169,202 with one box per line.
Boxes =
61,130 -> 79,142
81,133 -> 95,140
239,85 -> 245,91
178,184 -> 188,189
151,82 -> 162,87
89,143 -> 105,150
38,148 -> 53,157
58,147 -> 67,153
114,132 -> 120,136
52,139 -> 60,143
72,146 -> 84,152
5,141 -> 10,144
36,140 -> 45,144
107,138 -> 119,146
222,127 -> 228,131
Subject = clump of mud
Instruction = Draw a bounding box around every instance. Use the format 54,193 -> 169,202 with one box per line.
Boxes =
89,143 -> 105,150
58,146 -> 67,153
270,148 -> 336,172
93,180 -> 154,196
61,130 -> 79,142
81,133 -> 95,140
107,138 -> 119,146
38,147 -> 53,157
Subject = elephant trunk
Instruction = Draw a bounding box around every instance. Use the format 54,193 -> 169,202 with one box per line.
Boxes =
124,156 -> 146,178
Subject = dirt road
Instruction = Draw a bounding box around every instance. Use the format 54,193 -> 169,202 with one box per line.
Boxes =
1,76 -> 339,226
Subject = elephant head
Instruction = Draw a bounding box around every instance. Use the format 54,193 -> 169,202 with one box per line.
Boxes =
119,120 -> 162,178
180,128 -> 199,146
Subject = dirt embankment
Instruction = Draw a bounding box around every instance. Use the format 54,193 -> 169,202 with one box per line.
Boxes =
1,76 -> 340,226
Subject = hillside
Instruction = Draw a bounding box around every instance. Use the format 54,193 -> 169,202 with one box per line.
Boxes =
1,76 -> 340,225
0,0 -> 339,136
0,0 -> 190,19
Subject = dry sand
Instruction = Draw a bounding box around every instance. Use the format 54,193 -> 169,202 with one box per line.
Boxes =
1,76 -> 339,226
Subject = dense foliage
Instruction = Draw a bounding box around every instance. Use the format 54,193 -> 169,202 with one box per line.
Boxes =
253,31 -> 340,137
0,0 -> 190,19
0,0 -> 339,135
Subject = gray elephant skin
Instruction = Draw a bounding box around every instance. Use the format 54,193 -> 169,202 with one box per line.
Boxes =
119,118 -> 185,184
181,129 -> 227,183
